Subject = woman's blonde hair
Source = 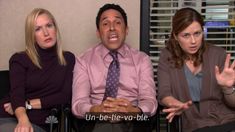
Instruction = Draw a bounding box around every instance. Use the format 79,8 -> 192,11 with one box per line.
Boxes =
25,8 -> 66,68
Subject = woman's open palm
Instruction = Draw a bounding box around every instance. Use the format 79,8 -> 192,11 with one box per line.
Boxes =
215,54 -> 235,88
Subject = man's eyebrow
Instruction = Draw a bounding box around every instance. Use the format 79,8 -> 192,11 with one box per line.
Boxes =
101,16 -> 122,22
101,16 -> 108,22
115,16 -> 122,19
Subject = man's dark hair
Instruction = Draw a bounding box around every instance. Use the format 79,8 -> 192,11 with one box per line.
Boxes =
96,3 -> 128,29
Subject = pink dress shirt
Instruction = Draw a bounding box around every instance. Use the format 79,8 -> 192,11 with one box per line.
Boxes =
72,43 -> 157,118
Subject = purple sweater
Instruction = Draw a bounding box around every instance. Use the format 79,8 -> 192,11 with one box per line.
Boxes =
0,45 -> 75,130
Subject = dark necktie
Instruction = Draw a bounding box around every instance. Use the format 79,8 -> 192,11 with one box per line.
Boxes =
103,51 -> 120,100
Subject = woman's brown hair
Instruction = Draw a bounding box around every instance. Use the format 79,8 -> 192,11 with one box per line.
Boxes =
166,7 -> 207,68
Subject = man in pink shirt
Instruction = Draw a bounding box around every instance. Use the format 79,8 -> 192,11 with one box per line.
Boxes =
72,3 -> 157,132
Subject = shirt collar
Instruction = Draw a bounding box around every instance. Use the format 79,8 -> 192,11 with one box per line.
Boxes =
100,43 -> 128,60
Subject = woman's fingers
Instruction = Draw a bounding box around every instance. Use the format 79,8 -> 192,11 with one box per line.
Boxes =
164,101 -> 191,113
168,116 -> 175,123
224,54 -> 231,69
184,101 -> 192,108
166,112 -> 175,121
230,59 -> 235,69
163,107 -> 178,113
164,100 -> 192,123
3,103 -> 14,115
215,65 -> 220,79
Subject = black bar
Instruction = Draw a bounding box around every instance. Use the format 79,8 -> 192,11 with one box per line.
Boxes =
140,0 -> 150,55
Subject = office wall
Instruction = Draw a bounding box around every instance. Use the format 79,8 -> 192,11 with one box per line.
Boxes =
0,0 -> 140,70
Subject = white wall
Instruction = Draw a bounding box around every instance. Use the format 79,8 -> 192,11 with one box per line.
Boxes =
0,0 -> 140,70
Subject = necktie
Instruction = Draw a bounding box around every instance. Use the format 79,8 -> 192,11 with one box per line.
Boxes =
103,51 -> 120,100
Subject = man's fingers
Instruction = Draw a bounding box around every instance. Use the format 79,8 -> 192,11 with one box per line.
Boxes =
115,98 -> 129,104
103,107 -> 117,113
106,97 -> 116,102
103,102 -> 115,108
116,106 -> 128,113
107,98 -> 130,107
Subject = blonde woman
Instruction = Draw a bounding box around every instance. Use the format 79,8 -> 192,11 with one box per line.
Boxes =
0,8 -> 75,132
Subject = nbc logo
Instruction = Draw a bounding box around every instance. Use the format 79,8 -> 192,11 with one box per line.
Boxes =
45,115 -> 58,124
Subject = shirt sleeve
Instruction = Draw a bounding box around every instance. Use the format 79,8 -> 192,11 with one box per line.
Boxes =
137,54 -> 157,116
157,49 -> 173,103
40,52 -> 75,108
9,53 -> 28,111
72,56 -> 92,118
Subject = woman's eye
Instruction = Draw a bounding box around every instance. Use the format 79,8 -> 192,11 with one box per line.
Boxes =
47,23 -> 54,28
183,34 -> 190,38
35,27 -> 40,32
194,31 -> 202,37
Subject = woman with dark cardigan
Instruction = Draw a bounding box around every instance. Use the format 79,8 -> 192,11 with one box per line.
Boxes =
158,8 -> 235,132
0,8 -> 75,132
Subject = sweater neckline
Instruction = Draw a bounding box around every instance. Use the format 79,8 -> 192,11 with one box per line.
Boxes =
36,44 -> 57,59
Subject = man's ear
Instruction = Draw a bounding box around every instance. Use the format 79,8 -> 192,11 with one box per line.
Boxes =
126,26 -> 129,35
96,30 -> 100,39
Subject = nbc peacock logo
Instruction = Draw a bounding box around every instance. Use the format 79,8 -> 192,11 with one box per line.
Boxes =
45,115 -> 58,124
